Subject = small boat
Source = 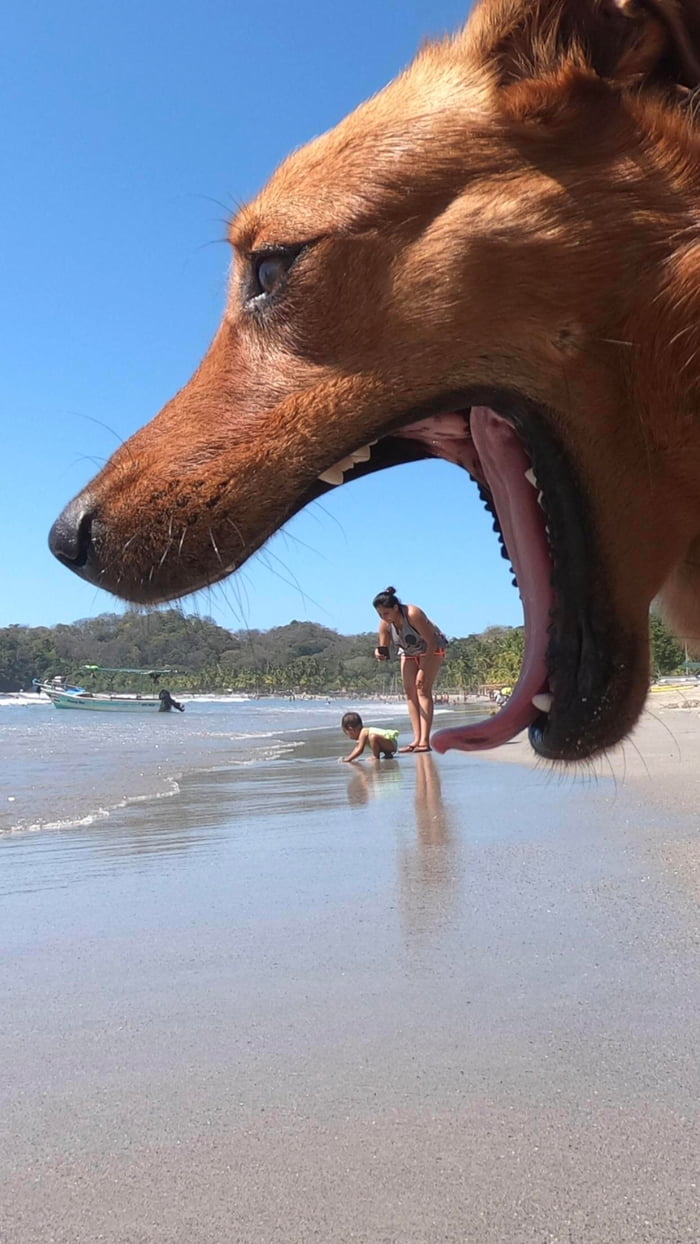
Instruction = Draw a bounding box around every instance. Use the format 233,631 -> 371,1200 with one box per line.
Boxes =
33,667 -> 185,713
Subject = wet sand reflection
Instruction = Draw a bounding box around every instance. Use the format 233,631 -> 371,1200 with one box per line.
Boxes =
344,752 -> 463,945
345,758 -> 402,806
397,753 -> 463,945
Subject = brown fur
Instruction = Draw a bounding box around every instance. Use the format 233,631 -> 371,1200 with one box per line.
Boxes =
52,0 -> 700,755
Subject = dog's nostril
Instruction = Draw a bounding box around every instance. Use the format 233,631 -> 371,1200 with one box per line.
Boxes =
48,498 -> 95,569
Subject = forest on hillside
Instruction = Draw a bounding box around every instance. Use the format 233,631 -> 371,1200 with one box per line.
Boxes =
0,610 -> 686,694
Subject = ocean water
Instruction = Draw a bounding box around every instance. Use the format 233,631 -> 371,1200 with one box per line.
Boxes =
0,696 -> 471,836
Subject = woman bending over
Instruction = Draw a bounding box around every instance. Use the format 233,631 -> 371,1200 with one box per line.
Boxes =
373,586 -> 447,753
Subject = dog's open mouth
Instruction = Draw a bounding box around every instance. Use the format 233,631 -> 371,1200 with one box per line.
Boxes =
309,390 -> 637,762
50,385 -> 642,761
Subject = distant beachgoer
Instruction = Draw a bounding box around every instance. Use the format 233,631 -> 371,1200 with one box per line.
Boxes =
158,689 -> 185,713
372,586 -> 447,752
340,711 -> 399,762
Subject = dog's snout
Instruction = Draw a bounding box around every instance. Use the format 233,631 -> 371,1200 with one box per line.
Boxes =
49,497 -> 96,574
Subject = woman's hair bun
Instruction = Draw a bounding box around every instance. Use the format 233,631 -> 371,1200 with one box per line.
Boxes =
372,585 -> 400,609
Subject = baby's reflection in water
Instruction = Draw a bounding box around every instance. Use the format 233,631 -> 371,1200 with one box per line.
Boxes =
346,757 -> 402,807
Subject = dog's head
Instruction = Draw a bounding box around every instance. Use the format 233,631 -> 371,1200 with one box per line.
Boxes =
50,0 -> 700,759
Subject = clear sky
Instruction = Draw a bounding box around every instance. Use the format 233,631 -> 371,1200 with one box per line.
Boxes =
2,0 -> 522,639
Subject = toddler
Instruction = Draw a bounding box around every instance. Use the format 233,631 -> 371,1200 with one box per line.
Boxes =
341,711 -> 399,762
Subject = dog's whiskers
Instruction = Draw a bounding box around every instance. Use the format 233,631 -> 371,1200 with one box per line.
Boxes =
208,528 -> 224,565
223,516 -> 247,549
157,541 -> 173,572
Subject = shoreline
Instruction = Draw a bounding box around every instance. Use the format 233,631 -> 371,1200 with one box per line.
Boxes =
4,682 -> 700,841
0,697 -> 421,839
5,685 -> 700,839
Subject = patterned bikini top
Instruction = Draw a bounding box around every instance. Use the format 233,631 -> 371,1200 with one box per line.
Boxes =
389,605 -> 447,656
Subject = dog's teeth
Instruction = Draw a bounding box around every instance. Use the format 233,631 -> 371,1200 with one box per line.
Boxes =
319,467 -> 345,486
320,444 -> 376,485
537,491 -> 546,509
524,468 -> 538,487
351,445 -> 372,462
532,692 -> 553,713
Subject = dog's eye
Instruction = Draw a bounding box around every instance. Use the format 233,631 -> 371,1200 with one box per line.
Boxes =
256,256 -> 289,295
249,247 -> 302,301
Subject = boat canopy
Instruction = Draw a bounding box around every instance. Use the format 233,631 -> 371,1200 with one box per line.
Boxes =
81,665 -> 180,674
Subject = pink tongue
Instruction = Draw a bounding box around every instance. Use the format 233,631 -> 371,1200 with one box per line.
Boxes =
433,407 -> 553,752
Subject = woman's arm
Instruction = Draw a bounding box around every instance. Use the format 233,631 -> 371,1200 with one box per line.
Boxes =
375,619 -> 392,660
405,604 -> 438,648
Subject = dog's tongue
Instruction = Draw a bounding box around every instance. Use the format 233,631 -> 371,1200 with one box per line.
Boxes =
433,407 -> 553,753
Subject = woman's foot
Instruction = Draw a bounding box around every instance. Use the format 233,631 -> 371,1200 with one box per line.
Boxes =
413,745 -> 432,752
399,743 -> 418,753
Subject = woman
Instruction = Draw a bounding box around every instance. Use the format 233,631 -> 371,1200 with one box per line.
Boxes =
373,586 -> 447,752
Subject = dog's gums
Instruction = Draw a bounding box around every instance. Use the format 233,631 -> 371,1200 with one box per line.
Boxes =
48,0 -> 700,761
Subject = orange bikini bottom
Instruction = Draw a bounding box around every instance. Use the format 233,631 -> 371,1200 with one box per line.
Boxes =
402,648 -> 446,663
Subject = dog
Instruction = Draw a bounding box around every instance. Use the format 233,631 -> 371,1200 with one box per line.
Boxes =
49,0 -> 700,761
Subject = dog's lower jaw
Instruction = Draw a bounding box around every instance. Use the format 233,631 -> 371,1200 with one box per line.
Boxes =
527,641 -> 650,762
435,588 -> 651,763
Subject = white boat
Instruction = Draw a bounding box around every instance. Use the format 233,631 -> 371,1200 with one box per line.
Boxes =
33,667 -> 185,713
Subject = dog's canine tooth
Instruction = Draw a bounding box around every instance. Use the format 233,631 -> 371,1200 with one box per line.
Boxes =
532,692 -> 553,712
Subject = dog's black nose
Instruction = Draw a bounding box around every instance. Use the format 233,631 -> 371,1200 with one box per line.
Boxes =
48,497 -> 95,573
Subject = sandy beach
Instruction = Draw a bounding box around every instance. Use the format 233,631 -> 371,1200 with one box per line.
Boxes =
1,700 -> 699,1244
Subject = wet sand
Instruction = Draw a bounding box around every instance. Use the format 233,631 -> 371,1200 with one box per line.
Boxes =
1,711 -> 699,1243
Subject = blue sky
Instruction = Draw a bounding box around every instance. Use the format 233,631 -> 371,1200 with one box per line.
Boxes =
2,0 -> 521,639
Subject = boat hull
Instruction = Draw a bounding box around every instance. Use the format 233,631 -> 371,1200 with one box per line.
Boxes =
43,689 -> 163,712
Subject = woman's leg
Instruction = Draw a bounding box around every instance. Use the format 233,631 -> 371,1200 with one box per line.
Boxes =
400,656 -> 422,750
414,652 -> 445,748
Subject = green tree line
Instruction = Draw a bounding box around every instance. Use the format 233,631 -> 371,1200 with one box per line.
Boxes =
0,609 -> 686,695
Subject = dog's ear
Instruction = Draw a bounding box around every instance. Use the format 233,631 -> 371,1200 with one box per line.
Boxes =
469,0 -> 700,91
